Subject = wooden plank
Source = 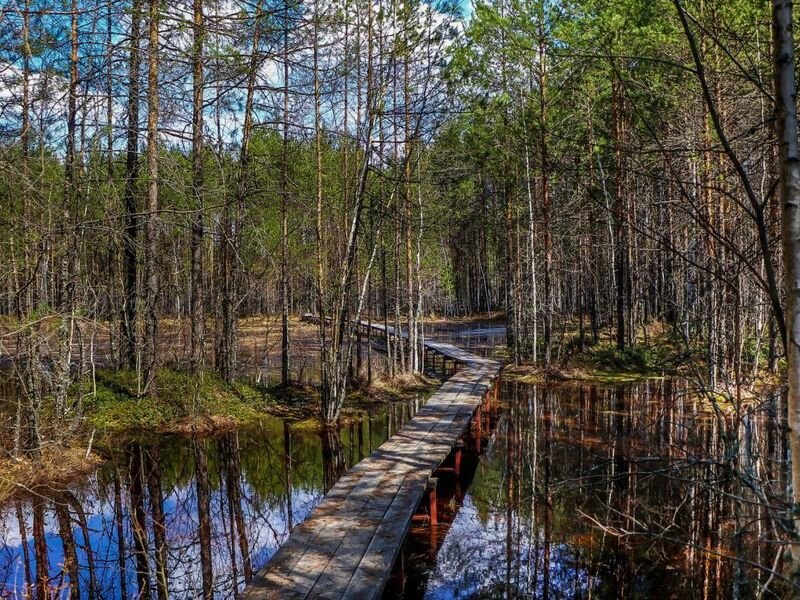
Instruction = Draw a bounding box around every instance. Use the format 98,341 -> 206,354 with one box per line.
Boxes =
243,319 -> 502,599
307,459 -> 428,597
250,384 -> 473,597
340,471 -> 430,600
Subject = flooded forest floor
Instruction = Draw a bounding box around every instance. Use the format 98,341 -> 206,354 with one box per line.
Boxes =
0,315 -> 794,597
0,314 -> 782,508
0,316 -> 444,500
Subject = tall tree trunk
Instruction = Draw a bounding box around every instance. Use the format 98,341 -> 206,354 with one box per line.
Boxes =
404,46 -> 417,373
505,182 -> 518,364
20,0 -> 31,320
18,0 -> 42,457
773,0 -> 800,579
612,76 -> 626,351
52,0 -> 80,434
218,0 -> 263,382
280,2 -> 290,385
106,3 -> 114,180
320,0 -> 376,424
313,0 -> 328,400
217,195 -> 234,381
521,75 -> 538,363
122,0 -> 141,372
190,0 -> 205,374
538,9 -> 552,366
143,0 -> 160,395
51,0 -> 81,435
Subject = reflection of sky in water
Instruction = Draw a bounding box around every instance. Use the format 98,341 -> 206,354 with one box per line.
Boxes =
0,474 -> 322,598
422,421 -> 589,600
424,495 -> 588,599
401,381 -> 787,599
0,403 -> 404,599
3,378 -> 783,599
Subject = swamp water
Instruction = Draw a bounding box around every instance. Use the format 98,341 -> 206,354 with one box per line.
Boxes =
0,380 -> 788,598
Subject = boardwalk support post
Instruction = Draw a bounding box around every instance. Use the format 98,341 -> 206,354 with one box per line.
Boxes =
453,440 -> 463,476
435,439 -> 465,477
474,404 -> 483,452
427,477 -> 438,525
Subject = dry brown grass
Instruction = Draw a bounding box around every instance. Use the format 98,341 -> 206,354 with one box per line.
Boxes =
424,311 -> 506,324
162,414 -> 240,436
260,372 -> 441,429
0,314 -> 323,372
347,372 -> 440,408
0,446 -> 105,503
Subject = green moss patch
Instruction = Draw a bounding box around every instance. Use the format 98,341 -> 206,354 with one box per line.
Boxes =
82,369 -> 273,433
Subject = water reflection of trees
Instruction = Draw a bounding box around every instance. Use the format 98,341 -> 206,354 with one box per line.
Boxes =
422,380 -> 793,598
1,435 -> 280,597
0,402 -> 421,599
322,428 -> 346,494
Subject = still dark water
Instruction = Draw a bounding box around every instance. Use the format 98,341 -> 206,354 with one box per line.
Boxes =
0,380 -> 789,598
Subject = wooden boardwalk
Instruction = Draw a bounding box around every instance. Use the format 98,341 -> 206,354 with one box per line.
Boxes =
242,320 -> 502,599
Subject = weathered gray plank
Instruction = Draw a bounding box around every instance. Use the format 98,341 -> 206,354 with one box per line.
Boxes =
243,320 -> 502,599
340,470 -> 430,600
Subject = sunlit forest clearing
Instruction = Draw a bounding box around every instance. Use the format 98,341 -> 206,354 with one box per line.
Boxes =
3,0 -> 800,596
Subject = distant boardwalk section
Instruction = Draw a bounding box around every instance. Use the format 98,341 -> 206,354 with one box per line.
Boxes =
242,319 -> 502,599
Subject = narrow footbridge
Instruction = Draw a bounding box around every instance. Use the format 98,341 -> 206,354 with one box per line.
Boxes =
242,319 -> 503,599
